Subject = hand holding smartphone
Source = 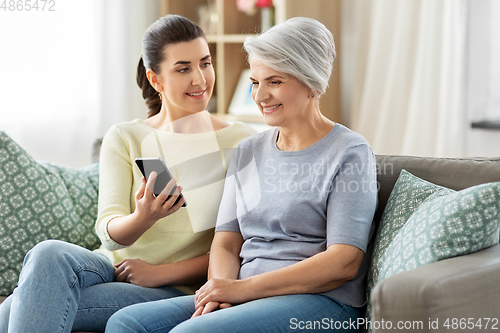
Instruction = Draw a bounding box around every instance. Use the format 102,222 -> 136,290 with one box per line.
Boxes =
135,157 -> 187,207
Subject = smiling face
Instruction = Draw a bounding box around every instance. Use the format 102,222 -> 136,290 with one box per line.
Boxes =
250,58 -> 312,128
147,37 -> 215,116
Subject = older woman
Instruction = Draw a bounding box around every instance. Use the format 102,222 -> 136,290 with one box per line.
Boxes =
106,17 -> 377,333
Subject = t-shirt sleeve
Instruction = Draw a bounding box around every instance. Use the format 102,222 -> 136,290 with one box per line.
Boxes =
94,125 -> 134,251
215,147 -> 241,234
326,144 -> 377,252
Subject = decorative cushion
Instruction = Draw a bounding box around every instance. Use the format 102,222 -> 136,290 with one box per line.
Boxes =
365,170 -> 454,331
0,131 -> 101,296
378,181 -> 500,281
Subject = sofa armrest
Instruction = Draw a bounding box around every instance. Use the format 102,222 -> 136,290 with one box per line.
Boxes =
370,244 -> 500,333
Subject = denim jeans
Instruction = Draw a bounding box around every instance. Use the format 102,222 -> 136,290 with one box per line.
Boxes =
105,294 -> 364,333
0,240 -> 186,333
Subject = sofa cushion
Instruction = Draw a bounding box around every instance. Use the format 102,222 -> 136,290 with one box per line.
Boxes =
0,132 -> 101,296
365,169 -> 453,330
374,155 -> 500,227
366,170 -> 453,295
379,181 -> 500,281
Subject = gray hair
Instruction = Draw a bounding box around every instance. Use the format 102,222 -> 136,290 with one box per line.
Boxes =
243,17 -> 336,96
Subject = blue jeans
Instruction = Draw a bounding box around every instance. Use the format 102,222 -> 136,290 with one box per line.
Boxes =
0,240 -> 186,333
105,294 -> 364,333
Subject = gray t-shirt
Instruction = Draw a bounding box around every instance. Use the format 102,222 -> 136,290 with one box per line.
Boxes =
215,124 -> 377,307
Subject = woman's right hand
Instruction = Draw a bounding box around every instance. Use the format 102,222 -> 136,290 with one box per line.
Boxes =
133,172 -> 185,226
106,172 -> 185,246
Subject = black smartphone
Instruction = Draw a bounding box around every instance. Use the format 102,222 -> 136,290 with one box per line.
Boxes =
134,157 -> 186,207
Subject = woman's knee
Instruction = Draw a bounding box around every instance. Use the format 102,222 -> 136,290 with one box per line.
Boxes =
24,240 -> 72,266
106,297 -> 195,333
106,307 -> 148,333
21,240 -> 98,281
0,295 -> 13,332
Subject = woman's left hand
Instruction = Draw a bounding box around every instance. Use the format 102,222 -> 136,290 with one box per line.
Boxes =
194,278 -> 252,310
114,259 -> 163,288
191,301 -> 233,318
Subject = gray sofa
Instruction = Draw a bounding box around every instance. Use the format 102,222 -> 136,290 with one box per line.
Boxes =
370,155 -> 500,333
1,155 -> 500,333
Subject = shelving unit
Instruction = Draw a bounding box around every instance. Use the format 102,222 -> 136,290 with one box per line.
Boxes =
160,0 -> 341,123
274,0 -> 342,123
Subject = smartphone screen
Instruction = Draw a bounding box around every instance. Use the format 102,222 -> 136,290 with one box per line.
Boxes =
135,157 -> 186,207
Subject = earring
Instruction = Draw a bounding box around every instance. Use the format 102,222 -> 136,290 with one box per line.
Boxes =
158,92 -> 162,101
311,94 -> 315,98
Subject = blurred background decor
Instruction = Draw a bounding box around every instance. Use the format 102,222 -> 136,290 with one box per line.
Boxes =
256,0 -> 274,32
236,0 -> 257,16
228,69 -> 262,117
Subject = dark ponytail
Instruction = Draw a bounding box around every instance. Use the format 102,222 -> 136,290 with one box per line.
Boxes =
136,57 -> 162,118
137,15 -> 206,118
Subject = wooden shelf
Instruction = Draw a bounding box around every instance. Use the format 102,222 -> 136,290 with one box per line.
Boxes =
206,34 -> 256,43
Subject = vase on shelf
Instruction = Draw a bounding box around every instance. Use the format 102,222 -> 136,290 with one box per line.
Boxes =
256,0 -> 274,32
260,6 -> 274,32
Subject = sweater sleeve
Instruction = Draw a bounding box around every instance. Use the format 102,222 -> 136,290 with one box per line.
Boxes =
95,125 -> 134,251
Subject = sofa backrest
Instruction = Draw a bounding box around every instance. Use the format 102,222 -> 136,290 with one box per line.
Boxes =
374,155 -> 500,227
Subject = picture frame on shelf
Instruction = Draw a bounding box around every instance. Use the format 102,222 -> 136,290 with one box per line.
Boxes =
228,69 -> 261,117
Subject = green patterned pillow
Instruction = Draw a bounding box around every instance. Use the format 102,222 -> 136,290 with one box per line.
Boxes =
378,181 -> 500,281
365,170 -> 454,332
0,131 -> 101,295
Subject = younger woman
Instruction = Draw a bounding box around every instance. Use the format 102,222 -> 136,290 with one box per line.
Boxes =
0,14 -> 256,333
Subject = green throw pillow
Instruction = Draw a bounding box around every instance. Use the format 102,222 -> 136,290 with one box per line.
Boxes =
0,131 -> 101,296
365,170 -> 454,332
378,181 -> 500,281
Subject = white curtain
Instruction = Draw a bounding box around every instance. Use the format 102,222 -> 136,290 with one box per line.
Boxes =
95,0 -> 161,137
343,0 -> 467,157
0,0 -> 160,167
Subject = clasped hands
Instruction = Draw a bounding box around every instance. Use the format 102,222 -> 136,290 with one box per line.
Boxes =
192,278 -> 251,318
